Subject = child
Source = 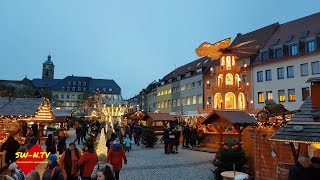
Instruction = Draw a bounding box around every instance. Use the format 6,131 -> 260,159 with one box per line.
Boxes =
123,134 -> 131,152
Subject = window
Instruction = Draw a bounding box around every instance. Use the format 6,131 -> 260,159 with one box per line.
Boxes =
78,94 -> 82,99
307,40 -> 316,52
274,47 -> 283,59
173,99 -> 176,107
277,67 -> 284,79
168,88 -> 172,94
61,87 -> 65,91
172,87 -> 176,93
196,68 -> 202,74
72,87 -> 75,91
73,82 -> 76,85
278,90 -> 285,102
311,61 -> 320,74
164,90 -> 167,95
197,80 -> 202,87
181,85 -> 185,91
193,95 -> 197,104
181,98 -> 186,106
287,66 -> 294,78
177,99 -> 181,107
83,87 -> 86,91
177,76 -> 181,81
185,72 -> 191,77
258,92 -> 264,103
60,94 -> 64,99
241,75 -> 247,84
261,51 -> 268,61
157,102 -> 160,109
187,97 -> 191,105
67,87 -> 70,91
290,44 -> 298,56
186,83 -> 191,90
66,94 -> 70,99
302,87 -> 309,101
265,69 -> 272,81
198,95 -> 203,104
78,82 -> 81,86
83,82 -> 87,86
300,63 -> 309,76
288,89 -> 296,102
68,81 -> 71,85
168,100 -> 171,107
225,74 -> 233,85
257,71 -> 263,82
78,87 -> 81,91
164,101 -> 167,108
266,91 -> 273,100
207,97 -> 212,105
191,82 -> 196,88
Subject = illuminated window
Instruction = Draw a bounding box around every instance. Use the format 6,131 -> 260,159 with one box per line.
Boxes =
226,56 -> 232,70
168,89 -> 172,94
226,73 -> 233,86
278,90 -> 285,102
221,56 -> 225,66
266,91 -> 273,100
214,93 -> 222,109
232,56 -> 235,66
288,89 -> 296,102
181,98 -> 186,106
187,97 -> 191,105
258,92 -> 264,103
198,95 -> 203,104
218,74 -> 223,87
235,74 -> 240,87
181,85 -> 185,91
192,95 -> 197,104
207,81 -> 211,89
225,92 -> 235,109
238,93 -> 245,109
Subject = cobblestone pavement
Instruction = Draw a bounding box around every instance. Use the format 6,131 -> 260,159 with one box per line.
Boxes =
120,141 -> 216,180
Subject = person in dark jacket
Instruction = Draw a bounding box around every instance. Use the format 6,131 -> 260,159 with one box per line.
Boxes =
45,134 -> 56,154
81,125 -> 87,143
1,135 -> 20,166
106,133 -> 117,152
26,132 -> 37,149
76,126 -> 82,145
42,154 -> 65,180
57,136 -> 67,155
288,155 -> 312,180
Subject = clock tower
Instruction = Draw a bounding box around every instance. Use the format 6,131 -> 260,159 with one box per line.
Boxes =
42,54 -> 55,79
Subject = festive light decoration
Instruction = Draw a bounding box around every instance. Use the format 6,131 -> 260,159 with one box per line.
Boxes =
96,125 -> 108,155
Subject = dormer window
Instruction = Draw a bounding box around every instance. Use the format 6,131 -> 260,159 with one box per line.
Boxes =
186,72 -> 191,77
73,82 -> 76,85
83,82 -> 87,86
67,87 -> 70,91
68,81 -> 71,85
72,87 -> 75,91
306,40 -> 316,52
289,44 -> 298,56
196,68 -> 202,74
176,76 -> 181,81
161,81 -> 165,85
168,79 -> 172,83
261,50 -> 268,61
274,47 -> 283,59
61,87 -> 65,91
78,82 -> 81,86
78,87 -> 81,91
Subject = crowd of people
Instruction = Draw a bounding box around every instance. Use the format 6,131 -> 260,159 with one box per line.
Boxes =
0,119 -> 132,180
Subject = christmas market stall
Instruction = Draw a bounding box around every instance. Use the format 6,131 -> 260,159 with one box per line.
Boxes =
52,108 -> 73,137
200,110 -> 256,150
270,78 -> 320,165
141,112 -> 176,134
0,97 -> 54,145
122,111 -> 144,125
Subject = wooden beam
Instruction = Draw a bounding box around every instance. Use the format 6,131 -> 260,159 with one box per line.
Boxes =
290,142 -> 298,163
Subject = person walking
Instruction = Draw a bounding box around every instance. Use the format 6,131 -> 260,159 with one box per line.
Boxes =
1,135 -> 20,166
75,126 -> 82,145
57,136 -> 67,155
91,154 -> 114,179
42,154 -> 66,180
122,135 -> 131,152
45,134 -> 56,155
107,138 -> 127,180
106,133 -> 117,153
59,143 -> 81,180
78,143 -> 98,180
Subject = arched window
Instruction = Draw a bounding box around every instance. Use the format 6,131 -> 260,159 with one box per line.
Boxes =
226,73 -> 233,86
235,74 -> 240,87
226,56 -> 232,70
221,56 -> 225,66
232,56 -> 235,66
214,93 -> 222,109
225,92 -> 236,109
218,74 -> 223,87
238,93 -> 245,110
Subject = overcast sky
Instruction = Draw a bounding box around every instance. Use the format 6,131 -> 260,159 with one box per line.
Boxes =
0,1 -> 319,99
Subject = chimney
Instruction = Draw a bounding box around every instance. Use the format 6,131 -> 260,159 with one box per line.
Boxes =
307,78 -> 320,107
237,33 -> 242,37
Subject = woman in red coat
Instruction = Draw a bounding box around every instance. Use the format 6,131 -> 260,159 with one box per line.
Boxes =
78,143 -> 98,180
107,138 -> 127,180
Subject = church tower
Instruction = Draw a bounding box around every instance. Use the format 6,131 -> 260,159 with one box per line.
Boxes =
42,54 -> 55,79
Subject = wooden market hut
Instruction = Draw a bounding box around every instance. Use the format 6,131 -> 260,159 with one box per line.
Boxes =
122,111 -> 144,125
141,112 -> 176,134
270,77 -> 320,162
0,97 -> 54,141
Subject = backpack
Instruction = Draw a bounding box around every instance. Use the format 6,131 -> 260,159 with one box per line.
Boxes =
50,166 -> 67,180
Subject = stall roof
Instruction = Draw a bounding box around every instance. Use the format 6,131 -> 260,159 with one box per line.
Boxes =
52,109 -> 72,117
142,112 -> 175,121
270,97 -> 320,143
0,97 -> 45,116
201,110 -> 257,125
